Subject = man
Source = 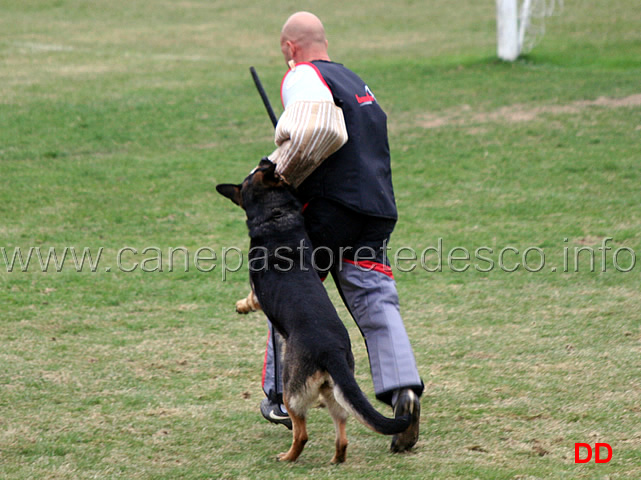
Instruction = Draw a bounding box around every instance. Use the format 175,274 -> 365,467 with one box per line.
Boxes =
259,11 -> 424,453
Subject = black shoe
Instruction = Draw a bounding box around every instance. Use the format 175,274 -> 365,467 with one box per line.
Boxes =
260,398 -> 292,430
390,389 -> 420,453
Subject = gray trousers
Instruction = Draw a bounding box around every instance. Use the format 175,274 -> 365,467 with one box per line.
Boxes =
262,259 -> 423,407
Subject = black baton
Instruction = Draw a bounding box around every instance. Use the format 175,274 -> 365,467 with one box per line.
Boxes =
250,66 -> 278,129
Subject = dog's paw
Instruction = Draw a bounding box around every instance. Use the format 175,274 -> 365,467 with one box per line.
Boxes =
235,291 -> 261,314
277,452 -> 294,462
235,298 -> 254,314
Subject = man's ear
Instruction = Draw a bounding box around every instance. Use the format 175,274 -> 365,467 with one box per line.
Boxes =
216,184 -> 242,206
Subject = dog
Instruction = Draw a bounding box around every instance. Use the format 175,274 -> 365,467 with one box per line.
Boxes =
216,159 -> 411,463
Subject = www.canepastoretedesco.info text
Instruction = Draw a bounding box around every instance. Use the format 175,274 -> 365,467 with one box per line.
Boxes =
1,238 -> 636,278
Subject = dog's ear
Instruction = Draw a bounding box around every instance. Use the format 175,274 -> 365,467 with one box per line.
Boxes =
258,157 -> 274,170
216,184 -> 242,206
258,158 -> 280,185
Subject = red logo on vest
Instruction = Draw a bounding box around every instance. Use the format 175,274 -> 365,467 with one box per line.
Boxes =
355,85 -> 376,105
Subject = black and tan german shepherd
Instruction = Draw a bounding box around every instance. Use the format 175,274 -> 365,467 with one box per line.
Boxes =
216,159 -> 411,463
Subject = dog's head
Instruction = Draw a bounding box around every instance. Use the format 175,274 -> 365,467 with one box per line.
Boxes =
216,158 -> 292,211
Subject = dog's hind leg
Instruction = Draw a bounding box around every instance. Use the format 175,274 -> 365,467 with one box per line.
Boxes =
277,397 -> 308,462
321,383 -> 349,464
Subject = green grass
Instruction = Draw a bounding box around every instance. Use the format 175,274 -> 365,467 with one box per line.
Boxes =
1,0 -> 640,478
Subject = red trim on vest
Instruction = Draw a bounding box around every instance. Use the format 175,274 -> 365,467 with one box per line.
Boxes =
279,69 -> 288,109
297,62 -> 332,92
280,62 -> 333,109
343,258 -> 394,279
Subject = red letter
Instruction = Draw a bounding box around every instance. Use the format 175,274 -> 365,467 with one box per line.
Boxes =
575,443 -> 592,463
595,443 -> 612,463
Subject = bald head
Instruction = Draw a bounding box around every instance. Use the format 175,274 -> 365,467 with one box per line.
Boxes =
280,12 -> 330,65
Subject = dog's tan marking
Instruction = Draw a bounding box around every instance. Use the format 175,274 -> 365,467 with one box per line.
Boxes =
278,371 -> 351,463
278,395 -> 309,462
331,418 -> 348,464
320,383 -> 349,463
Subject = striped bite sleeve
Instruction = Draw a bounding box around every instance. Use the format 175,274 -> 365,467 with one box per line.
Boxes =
268,100 -> 348,187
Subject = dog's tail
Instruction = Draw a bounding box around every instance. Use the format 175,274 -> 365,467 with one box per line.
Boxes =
326,357 -> 412,435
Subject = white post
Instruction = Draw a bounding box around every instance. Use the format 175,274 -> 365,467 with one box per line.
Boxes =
497,0 -> 520,61
518,0 -> 532,52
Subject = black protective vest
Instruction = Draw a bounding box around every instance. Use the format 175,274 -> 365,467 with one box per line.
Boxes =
297,61 -> 397,220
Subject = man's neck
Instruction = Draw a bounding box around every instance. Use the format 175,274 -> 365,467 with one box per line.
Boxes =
297,51 -> 331,63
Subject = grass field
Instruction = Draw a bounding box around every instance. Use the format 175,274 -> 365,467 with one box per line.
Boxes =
1,1 -> 640,478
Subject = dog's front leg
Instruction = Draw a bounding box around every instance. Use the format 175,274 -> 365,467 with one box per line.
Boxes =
235,290 -> 261,314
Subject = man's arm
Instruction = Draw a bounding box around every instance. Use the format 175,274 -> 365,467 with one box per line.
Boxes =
267,64 -> 348,187
269,99 -> 347,186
